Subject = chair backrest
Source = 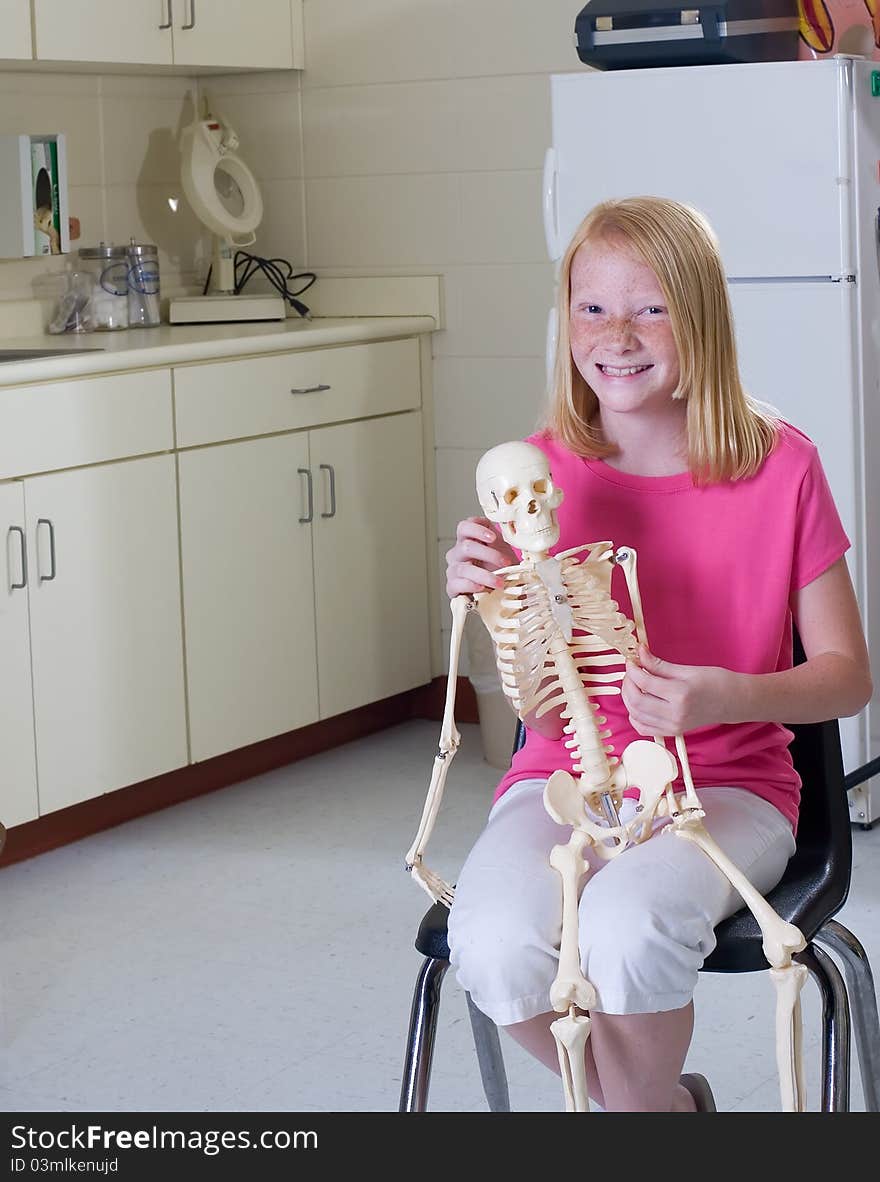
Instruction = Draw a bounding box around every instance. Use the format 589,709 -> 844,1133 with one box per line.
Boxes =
774,717 -> 851,926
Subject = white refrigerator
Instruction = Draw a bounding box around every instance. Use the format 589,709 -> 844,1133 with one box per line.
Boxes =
542,56 -> 880,824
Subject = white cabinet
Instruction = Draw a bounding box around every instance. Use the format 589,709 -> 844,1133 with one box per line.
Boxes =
311,413 -> 430,720
172,0 -> 302,70
1,481 -> 38,827
178,432 -> 319,763
22,455 -> 188,816
33,1 -> 173,66
0,0 -> 33,60
0,366 -> 186,827
176,338 -> 432,763
0,327 -> 432,831
32,0 -> 303,70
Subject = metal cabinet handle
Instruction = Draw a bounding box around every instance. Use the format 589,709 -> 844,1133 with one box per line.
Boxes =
182,0 -> 195,29
319,464 -> 336,519
290,384 -> 330,395
159,0 -> 173,29
8,526 -> 27,590
37,518 -> 56,582
298,467 -> 313,523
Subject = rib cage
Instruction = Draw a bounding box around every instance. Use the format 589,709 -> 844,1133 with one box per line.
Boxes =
487,546 -> 639,783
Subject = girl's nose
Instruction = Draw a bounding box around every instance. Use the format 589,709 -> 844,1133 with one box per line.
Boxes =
603,317 -> 637,349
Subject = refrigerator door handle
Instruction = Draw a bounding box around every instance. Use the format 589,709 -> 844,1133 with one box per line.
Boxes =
543,147 -> 560,261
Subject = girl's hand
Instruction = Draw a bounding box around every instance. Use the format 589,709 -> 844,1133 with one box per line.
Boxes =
621,644 -> 737,736
445,517 -> 518,599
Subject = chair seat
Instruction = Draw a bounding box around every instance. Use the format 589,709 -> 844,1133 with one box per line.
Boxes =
704,848 -> 847,972
415,847 -> 849,976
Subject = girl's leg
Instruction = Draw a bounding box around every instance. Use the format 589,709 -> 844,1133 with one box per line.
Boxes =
503,1007 -> 697,1111
569,788 -> 795,1111
589,1005 -> 697,1112
504,1011 -> 606,1109
448,780 -> 573,1028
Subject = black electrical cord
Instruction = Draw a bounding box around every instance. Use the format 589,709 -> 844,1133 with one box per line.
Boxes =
201,252 -> 317,319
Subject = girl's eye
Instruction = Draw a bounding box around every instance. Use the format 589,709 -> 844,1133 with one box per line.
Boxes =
579,304 -> 601,314
644,306 -> 666,315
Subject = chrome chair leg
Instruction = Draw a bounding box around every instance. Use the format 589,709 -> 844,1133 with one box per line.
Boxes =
815,918 -> 880,1112
465,991 -> 510,1112
399,956 -> 449,1112
798,943 -> 851,1112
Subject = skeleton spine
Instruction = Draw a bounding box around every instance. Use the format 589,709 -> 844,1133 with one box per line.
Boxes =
547,632 -> 614,792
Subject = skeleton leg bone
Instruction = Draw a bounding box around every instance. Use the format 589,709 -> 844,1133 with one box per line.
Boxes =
545,770 -> 599,1111
672,816 -> 808,1110
551,1010 -> 593,1112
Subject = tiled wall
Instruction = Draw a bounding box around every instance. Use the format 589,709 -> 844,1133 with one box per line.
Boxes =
0,72 -> 205,302
293,0 -> 589,670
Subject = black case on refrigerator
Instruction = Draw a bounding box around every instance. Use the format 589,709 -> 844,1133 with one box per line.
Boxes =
574,0 -> 801,69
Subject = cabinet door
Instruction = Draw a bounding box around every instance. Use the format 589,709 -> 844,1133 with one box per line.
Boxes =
311,413 -> 431,720
178,433 -> 319,762
173,0 -> 295,68
0,0 -> 33,59
33,1 -> 173,65
0,481 -> 38,827
25,456 -> 187,815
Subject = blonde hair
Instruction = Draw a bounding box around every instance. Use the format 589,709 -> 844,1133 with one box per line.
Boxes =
544,196 -> 778,483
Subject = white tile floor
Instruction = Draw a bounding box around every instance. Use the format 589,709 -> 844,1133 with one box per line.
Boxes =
1,719 -> 878,1113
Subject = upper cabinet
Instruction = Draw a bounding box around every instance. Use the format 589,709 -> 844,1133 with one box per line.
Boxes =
30,0 -> 304,71
0,0 -> 33,60
171,0 -> 303,70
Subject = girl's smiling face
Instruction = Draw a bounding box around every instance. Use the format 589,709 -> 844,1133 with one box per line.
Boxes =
569,237 -> 682,423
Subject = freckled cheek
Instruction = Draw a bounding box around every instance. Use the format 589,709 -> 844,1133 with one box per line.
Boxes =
569,323 -> 598,360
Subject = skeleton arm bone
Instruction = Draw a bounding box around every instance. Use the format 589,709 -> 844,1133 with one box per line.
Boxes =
615,546 -> 702,813
405,593 -> 476,907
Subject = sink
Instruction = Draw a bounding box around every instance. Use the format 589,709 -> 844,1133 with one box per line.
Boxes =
0,347 -> 105,363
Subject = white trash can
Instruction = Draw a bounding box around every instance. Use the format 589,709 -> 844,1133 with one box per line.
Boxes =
465,612 -> 518,770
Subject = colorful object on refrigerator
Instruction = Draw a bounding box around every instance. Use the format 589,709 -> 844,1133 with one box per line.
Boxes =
797,0 -> 880,58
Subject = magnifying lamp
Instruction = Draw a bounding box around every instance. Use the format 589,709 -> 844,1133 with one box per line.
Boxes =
171,105 -> 285,323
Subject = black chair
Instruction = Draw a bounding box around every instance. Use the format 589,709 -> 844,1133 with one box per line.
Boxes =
399,716 -> 880,1112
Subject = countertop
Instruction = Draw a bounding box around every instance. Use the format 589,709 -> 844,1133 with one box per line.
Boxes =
0,315 -> 436,387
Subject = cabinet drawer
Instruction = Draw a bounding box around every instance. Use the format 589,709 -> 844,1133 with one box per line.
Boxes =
174,337 -> 420,447
0,369 -> 174,480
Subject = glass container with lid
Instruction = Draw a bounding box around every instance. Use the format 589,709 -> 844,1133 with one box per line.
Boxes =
126,239 -> 161,328
78,242 -> 129,330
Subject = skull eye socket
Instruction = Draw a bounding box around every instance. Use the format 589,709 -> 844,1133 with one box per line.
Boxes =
503,487 -> 519,505
532,479 -> 548,495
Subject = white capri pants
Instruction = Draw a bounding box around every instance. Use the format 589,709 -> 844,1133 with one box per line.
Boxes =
448,779 -> 796,1024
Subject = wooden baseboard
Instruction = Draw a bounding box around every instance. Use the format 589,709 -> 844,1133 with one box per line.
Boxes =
0,677 -> 478,868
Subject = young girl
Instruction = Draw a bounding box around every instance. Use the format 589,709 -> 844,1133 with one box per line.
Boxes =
444,196 -> 872,1113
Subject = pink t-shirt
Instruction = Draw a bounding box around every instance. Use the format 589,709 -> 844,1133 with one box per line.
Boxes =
493,422 -> 849,831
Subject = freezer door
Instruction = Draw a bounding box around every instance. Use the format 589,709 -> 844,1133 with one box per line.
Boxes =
550,60 -> 850,276
729,278 -> 868,776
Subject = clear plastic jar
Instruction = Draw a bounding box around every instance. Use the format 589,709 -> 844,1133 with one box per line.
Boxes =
126,239 -> 161,328
78,243 -> 129,330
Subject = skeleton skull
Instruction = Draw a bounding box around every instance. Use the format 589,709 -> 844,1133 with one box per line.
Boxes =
475,441 -> 563,554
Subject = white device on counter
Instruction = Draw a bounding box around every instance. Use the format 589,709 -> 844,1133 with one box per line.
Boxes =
171,105 -> 285,324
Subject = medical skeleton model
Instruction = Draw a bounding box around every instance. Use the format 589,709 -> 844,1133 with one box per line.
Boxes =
406,441 -> 810,1113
